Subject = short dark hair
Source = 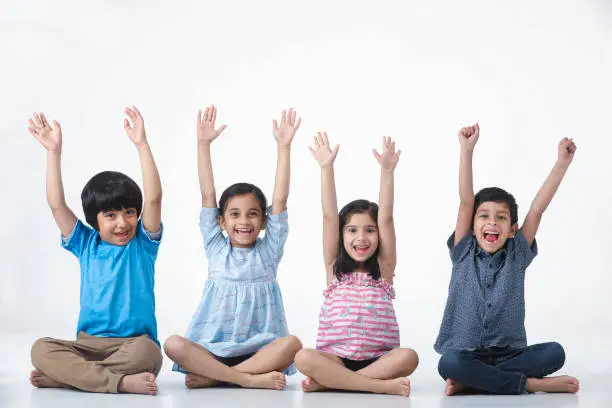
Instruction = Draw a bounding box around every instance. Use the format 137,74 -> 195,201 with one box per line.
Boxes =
218,183 -> 267,218
334,199 -> 381,281
474,187 -> 518,225
81,171 -> 143,230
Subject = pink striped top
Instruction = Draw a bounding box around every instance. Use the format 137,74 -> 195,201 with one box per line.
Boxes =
315,272 -> 400,360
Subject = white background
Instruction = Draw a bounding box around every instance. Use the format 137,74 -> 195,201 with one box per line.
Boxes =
1,0 -> 611,382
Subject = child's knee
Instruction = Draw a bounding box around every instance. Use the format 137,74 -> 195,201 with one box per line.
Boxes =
400,348 -> 419,370
163,335 -> 187,360
31,337 -> 54,369
294,349 -> 317,373
438,350 -> 463,379
129,336 -> 163,373
545,342 -> 566,370
284,335 -> 303,354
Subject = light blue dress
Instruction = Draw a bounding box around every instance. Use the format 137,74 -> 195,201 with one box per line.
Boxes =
173,207 -> 295,374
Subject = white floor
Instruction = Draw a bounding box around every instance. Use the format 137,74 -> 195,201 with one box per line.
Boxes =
2,334 -> 610,408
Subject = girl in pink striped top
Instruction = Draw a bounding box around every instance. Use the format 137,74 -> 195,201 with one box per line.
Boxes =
294,133 -> 418,397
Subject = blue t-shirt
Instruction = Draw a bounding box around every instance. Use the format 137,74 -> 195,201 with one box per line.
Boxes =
62,219 -> 162,345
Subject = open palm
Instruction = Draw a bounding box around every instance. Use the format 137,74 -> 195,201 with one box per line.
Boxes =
373,136 -> 401,171
28,112 -> 62,154
309,132 -> 339,168
273,108 -> 301,148
198,105 -> 227,144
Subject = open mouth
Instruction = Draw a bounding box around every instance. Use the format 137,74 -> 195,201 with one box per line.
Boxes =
354,245 -> 370,255
115,231 -> 130,240
483,231 -> 499,244
235,228 -> 253,237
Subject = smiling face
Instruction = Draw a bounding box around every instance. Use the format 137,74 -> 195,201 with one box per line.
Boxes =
473,201 -> 518,253
342,212 -> 380,263
96,207 -> 139,246
218,193 -> 266,248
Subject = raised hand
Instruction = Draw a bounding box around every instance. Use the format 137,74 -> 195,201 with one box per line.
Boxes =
273,108 -> 301,148
373,136 -> 401,172
309,132 -> 339,168
458,123 -> 479,151
197,105 -> 227,144
28,112 -> 62,154
124,106 -> 147,146
557,137 -> 577,166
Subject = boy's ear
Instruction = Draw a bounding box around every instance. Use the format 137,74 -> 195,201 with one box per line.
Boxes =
510,223 -> 519,237
217,215 -> 226,231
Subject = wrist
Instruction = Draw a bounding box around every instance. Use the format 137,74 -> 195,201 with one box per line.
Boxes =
277,144 -> 291,152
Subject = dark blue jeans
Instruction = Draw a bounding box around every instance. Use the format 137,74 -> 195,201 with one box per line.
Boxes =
438,342 -> 565,395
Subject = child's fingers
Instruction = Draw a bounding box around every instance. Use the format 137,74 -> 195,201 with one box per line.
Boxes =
124,118 -> 131,131
39,113 -> 50,128
313,135 -> 320,148
316,132 -> 323,147
273,119 -> 278,131
28,119 -> 38,130
197,109 -> 202,125
331,144 -> 340,159
33,112 -> 43,128
53,120 -> 62,137
373,149 -> 382,162
322,132 -> 330,146
131,105 -> 143,119
391,141 -> 396,153
203,107 -> 210,122
281,110 -> 287,124
125,107 -> 136,122
217,124 -> 227,135
295,117 -> 302,130
211,105 -> 217,124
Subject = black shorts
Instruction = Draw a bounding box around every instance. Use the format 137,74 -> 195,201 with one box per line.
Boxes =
340,356 -> 380,371
216,353 -> 256,367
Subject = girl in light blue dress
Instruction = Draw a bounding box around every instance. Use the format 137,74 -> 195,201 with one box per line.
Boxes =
164,106 -> 302,390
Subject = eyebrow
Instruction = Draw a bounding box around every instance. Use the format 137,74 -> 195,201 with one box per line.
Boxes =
345,224 -> 378,228
477,209 -> 510,215
228,208 -> 261,212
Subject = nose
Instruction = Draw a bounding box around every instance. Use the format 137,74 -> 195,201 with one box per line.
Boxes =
116,214 -> 128,227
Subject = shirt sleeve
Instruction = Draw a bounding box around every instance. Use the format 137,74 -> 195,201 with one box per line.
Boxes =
200,207 -> 226,256
259,207 -> 289,262
509,229 -> 538,272
137,219 -> 163,257
447,230 -> 475,263
61,220 -> 95,258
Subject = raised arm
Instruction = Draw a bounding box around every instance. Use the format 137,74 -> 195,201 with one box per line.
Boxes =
454,123 -> 479,246
522,137 -> 577,246
373,136 -> 401,283
309,132 -> 340,284
28,113 -> 77,238
196,105 -> 227,208
124,106 -> 162,233
271,108 -> 301,214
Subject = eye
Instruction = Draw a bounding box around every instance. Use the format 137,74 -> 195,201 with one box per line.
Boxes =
367,228 -> 376,233
479,214 -> 487,219
497,215 -> 507,221
347,227 -> 357,233
125,208 -> 136,215
104,212 -> 115,219
229,211 -> 239,218
248,211 -> 259,218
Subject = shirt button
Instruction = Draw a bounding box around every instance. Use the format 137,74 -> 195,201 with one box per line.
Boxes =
487,304 -> 492,308
484,325 -> 488,329
487,284 -> 491,288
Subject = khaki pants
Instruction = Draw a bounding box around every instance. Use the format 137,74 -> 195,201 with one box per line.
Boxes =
31,332 -> 163,393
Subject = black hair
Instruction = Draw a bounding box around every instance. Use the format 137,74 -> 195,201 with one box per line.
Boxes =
333,199 -> 381,281
218,183 -> 267,218
81,171 -> 143,230
474,187 -> 518,225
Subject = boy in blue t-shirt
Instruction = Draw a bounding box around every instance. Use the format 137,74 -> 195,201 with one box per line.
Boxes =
435,123 -> 579,396
27,107 -> 164,395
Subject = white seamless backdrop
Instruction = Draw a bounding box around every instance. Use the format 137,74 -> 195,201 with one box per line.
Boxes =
1,0 -> 611,381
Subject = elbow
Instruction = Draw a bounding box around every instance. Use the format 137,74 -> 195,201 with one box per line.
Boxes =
146,194 -> 163,208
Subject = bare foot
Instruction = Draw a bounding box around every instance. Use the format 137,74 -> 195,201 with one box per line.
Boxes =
30,370 -> 67,389
118,372 -> 158,395
243,371 -> 286,390
185,373 -> 220,389
526,376 -> 579,394
445,379 -> 465,396
301,377 -> 327,392
381,377 -> 411,397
